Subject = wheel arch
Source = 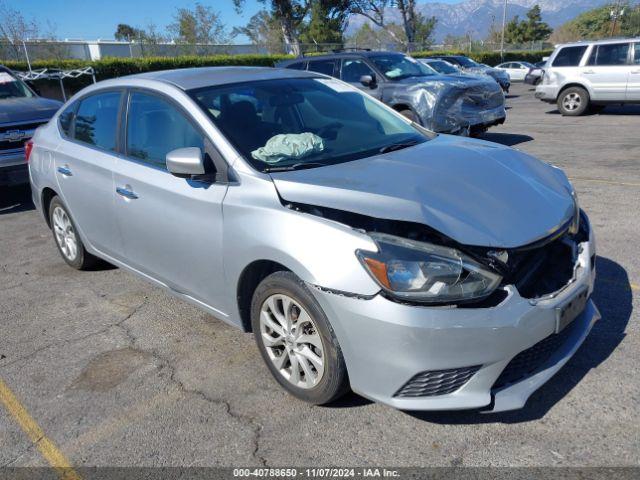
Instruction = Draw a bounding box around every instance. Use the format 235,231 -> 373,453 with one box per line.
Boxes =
236,259 -> 291,333
41,187 -> 58,228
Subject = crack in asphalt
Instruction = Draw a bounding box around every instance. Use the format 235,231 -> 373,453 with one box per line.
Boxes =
114,306 -> 268,467
0,436 -> 41,467
0,296 -> 148,371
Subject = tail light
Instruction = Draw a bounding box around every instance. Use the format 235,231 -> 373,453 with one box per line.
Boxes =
24,140 -> 34,162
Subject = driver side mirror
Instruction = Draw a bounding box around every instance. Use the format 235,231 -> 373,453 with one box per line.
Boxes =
360,74 -> 376,88
166,147 -> 206,179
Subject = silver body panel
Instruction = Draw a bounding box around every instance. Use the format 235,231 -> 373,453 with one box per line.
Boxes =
30,67 -> 598,411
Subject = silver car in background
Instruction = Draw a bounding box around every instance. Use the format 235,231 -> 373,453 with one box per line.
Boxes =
29,67 -> 599,412
536,38 -> 640,115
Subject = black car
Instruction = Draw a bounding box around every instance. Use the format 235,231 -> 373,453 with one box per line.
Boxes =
0,66 -> 62,185
276,51 -> 506,135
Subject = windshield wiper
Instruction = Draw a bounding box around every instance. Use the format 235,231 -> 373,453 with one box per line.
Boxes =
379,140 -> 420,154
264,162 -> 326,172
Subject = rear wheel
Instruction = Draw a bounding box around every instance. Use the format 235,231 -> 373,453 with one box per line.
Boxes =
49,197 -> 98,270
557,87 -> 589,116
251,271 -> 349,405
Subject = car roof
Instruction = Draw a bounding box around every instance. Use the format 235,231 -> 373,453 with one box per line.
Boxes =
277,50 -> 407,65
555,37 -> 640,48
117,66 -> 320,90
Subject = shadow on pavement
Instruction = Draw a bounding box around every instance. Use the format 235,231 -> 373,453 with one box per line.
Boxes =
479,132 -> 534,146
403,256 -> 631,424
0,184 -> 34,215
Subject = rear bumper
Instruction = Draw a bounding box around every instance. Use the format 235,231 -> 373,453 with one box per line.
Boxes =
535,84 -> 559,102
310,229 -> 597,412
0,149 -> 28,185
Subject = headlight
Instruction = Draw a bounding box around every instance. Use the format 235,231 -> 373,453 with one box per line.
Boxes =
356,233 -> 502,304
569,188 -> 580,235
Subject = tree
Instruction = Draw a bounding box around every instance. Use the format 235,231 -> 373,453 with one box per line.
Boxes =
300,0 -> 350,46
550,4 -> 628,43
348,1 -> 436,50
504,5 -> 552,44
0,0 -> 39,59
234,0 -> 311,56
114,23 -> 144,41
168,2 -> 229,44
621,5 -> 640,36
231,10 -> 284,53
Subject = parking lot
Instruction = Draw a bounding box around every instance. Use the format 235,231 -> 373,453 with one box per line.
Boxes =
0,82 -> 638,468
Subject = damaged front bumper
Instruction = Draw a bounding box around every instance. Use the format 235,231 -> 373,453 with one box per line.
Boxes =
309,223 -> 598,412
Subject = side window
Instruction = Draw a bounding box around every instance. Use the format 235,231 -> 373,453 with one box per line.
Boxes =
340,59 -> 375,83
126,92 -> 204,169
285,62 -> 305,70
635,43 -> 640,65
58,104 -> 76,138
73,91 -> 121,151
552,46 -> 588,67
307,60 -> 336,76
588,43 -> 630,66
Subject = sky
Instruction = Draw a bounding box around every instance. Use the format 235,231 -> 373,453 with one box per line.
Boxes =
10,0 -> 458,42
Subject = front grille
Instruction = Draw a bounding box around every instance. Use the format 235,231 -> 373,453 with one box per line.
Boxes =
394,365 -> 481,398
492,320 -> 578,390
464,86 -> 504,109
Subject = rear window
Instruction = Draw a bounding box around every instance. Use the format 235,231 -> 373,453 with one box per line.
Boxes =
588,43 -> 630,66
74,91 -> 121,151
552,46 -> 588,67
307,60 -> 336,76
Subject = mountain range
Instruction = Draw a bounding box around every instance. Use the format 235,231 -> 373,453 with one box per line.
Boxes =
346,0 -> 614,42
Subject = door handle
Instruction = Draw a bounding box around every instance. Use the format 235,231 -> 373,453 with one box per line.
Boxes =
583,70 -> 595,74
631,70 -> 640,74
116,186 -> 138,200
57,166 -> 72,176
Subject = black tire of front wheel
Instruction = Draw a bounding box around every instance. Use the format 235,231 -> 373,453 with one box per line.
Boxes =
399,108 -> 419,124
251,271 -> 349,405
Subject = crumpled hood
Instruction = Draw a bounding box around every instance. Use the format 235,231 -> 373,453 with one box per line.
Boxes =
397,74 -> 499,91
0,97 -> 62,125
271,135 -> 574,248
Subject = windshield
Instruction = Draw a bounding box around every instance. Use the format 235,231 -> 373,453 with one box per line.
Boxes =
426,60 -> 459,75
0,71 -> 34,100
369,54 -> 435,80
189,77 -> 428,172
453,57 -> 480,68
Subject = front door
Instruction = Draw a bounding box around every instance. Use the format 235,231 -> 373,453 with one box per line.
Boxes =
113,90 -> 229,312
339,59 -> 382,100
627,42 -> 640,100
582,42 -> 632,101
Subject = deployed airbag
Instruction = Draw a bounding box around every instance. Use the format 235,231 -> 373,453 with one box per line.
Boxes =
251,133 -> 324,164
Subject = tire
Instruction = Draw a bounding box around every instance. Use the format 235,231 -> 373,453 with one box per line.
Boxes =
398,108 -> 419,124
48,196 -> 98,270
557,87 -> 589,116
251,271 -> 349,405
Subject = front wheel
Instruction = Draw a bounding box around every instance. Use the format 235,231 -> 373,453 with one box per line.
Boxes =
398,108 -> 419,124
557,87 -> 589,116
251,271 -> 349,405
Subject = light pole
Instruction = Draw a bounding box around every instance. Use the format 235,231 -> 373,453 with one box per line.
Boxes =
500,0 -> 507,61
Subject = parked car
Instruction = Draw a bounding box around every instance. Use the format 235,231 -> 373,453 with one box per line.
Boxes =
277,51 -> 506,135
495,61 -> 536,81
536,38 -> 640,115
430,55 -> 511,92
419,58 -> 463,75
29,67 -> 599,412
0,65 -> 62,185
525,61 -> 546,85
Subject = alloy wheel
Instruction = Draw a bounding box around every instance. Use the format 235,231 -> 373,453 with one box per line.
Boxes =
52,206 -> 78,261
562,92 -> 582,111
259,294 -> 325,389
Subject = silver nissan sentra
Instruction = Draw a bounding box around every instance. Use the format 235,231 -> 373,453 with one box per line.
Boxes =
28,67 -> 600,412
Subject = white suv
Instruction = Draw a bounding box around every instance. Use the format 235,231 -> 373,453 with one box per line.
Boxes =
536,38 -> 640,115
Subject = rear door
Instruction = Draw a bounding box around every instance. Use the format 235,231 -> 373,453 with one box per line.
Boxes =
112,89 -> 228,311
583,42 -> 632,101
627,42 -> 640,100
54,89 -> 123,257
339,58 -> 382,100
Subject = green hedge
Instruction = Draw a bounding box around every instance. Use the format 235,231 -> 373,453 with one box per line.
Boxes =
411,50 -> 553,66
